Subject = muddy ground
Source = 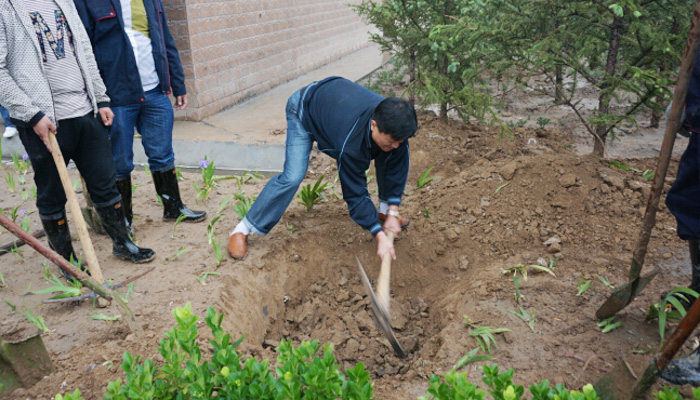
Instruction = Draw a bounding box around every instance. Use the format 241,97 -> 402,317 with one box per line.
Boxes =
0,89 -> 698,399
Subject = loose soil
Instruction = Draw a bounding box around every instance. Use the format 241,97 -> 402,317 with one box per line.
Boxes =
1,94 -> 698,399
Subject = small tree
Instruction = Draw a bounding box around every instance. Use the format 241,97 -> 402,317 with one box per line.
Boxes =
443,0 -> 692,156
353,0 -> 497,124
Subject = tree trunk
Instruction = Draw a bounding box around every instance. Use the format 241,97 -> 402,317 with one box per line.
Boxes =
650,95 -> 662,128
651,19 -> 679,128
440,58 -> 449,122
555,64 -> 564,103
439,0 -> 452,123
594,17 -> 624,157
409,50 -> 416,107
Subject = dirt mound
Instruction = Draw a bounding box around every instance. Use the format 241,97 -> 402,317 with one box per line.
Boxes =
0,115 -> 693,399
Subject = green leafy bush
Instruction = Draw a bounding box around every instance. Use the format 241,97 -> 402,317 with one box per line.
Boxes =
420,364 -> 600,400
56,303 -> 373,400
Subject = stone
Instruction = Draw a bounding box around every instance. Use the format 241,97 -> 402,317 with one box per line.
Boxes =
499,161 -> 518,180
390,299 -> 409,331
558,173 -> 578,188
458,256 -> 470,271
336,290 -> 350,303
548,242 -> 562,253
345,338 -> 360,357
602,174 -> 625,191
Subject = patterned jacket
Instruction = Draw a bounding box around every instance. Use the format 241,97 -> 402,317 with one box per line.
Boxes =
0,0 -> 109,127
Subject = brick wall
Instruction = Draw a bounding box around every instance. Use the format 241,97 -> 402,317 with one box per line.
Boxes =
162,0 -> 371,121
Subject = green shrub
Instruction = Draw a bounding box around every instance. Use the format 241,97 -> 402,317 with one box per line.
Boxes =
420,364 -> 599,400
56,303 -> 373,400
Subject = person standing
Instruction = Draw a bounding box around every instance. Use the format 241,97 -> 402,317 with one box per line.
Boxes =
1,105 -> 18,138
660,45 -> 700,385
73,0 -> 205,235
227,76 -> 417,261
0,0 -> 155,278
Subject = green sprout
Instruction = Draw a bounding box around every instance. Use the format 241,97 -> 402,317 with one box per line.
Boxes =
494,183 -> 509,195
597,316 -> 622,333
232,193 -> 256,218
469,325 -> 510,354
88,313 -> 121,321
453,347 -> 494,370
502,263 -> 556,281
196,271 -> 221,285
233,170 -> 262,191
31,268 -> 83,300
5,172 -> 16,192
536,117 -> 550,130
4,300 -> 51,334
647,287 -> 699,346
509,307 -> 535,332
297,175 -> 328,212
597,275 -> 615,290
576,277 -> 592,296
417,166 -> 436,188
207,215 -> 225,267
172,214 -> 188,237
217,195 -> 233,213
513,276 -> 524,303
166,247 -> 188,261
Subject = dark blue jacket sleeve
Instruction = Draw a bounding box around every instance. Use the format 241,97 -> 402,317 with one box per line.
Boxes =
376,141 -> 410,206
157,0 -> 186,96
338,155 -> 383,236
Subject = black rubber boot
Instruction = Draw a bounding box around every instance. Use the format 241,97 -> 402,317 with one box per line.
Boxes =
96,203 -> 155,263
115,175 -> 133,236
40,213 -> 88,281
152,168 -> 206,222
661,347 -> 700,385
689,239 -> 700,295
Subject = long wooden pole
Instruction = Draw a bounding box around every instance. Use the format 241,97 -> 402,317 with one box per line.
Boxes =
0,212 -> 143,334
47,133 -> 105,284
0,213 -> 110,300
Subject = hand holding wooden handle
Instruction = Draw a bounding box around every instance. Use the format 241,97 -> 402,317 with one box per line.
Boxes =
376,230 -> 395,316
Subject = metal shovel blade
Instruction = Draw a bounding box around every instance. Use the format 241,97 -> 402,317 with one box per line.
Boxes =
356,257 -> 407,358
596,269 -> 658,320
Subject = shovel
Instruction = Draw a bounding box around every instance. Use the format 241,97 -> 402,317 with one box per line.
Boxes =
356,230 -> 407,358
596,3 -> 700,320
595,287 -> 700,400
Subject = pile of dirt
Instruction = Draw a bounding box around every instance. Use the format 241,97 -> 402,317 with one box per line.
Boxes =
0,113 -> 694,399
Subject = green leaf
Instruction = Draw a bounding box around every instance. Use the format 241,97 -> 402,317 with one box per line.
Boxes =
88,313 -> 121,321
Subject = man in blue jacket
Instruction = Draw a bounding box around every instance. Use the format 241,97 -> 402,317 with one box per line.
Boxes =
73,0 -> 205,235
227,77 -> 417,261
661,45 -> 700,386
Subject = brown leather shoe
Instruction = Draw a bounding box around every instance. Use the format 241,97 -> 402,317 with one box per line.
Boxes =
228,232 -> 248,260
378,212 -> 410,228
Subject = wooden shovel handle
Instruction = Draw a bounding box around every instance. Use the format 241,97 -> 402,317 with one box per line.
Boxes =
376,230 -> 395,315
48,133 -> 105,283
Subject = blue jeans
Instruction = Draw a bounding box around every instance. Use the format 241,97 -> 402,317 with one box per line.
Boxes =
243,88 -> 312,235
0,105 -> 15,128
110,87 -> 175,178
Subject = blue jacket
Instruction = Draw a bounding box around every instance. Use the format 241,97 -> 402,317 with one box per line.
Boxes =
73,0 -> 186,106
301,77 -> 410,235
